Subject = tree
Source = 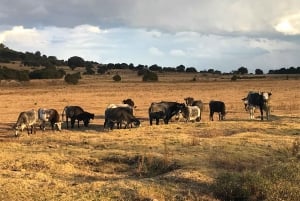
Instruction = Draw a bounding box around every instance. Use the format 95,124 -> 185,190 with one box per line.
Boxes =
237,66 -> 248,75
176,65 -> 185,72
67,56 -> 85,70
255,69 -> 264,75
186,67 -> 197,73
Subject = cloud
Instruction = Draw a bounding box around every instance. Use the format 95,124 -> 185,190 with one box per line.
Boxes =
275,12 -> 300,35
148,47 -> 164,56
170,49 -> 186,57
1,1 -> 300,72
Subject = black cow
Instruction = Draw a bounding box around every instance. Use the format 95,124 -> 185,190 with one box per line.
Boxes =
74,111 -> 95,127
148,101 -> 185,125
209,101 -> 226,121
245,91 -> 272,120
184,97 -> 204,120
104,107 -> 140,130
62,106 -> 84,128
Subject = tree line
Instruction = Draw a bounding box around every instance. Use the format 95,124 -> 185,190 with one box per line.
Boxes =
0,44 -> 299,83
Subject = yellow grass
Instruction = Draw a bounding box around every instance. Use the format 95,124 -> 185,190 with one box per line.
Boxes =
0,72 -> 299,200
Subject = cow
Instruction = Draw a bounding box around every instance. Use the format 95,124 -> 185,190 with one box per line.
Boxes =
104,107 -> 140,130
184,97 -> 204,120
74,111 -> 95,127
148,101 -> 185,125
209,101 -> 226,121
122,98 -> 135,108
62,106 -> 84,128
180,106 -> 201,122
38,108 -> 62,131
14,109 -> 38,136
245,91 -> 272,120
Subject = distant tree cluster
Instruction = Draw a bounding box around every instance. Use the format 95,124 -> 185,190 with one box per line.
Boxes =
1,43 -> 300,84
268,67 -> 300,74
0,43 -> 65,67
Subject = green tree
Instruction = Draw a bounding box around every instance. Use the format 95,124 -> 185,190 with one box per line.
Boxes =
237,66 -> 248,74
67,56 -> 85,70
255,68 -> 264,75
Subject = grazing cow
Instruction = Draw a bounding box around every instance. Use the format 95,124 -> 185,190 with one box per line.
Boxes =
184,97 -> 204,120
180,106 -> 201,122
106,103 -> 134,127
245,91 -> 272,120
104,107 -> 140,130
123,98 -> 135,108
38,108 -> 62,131
209,101 -> 226,121
74,111 -> 95,127
14,109 -> 38,136
62,106 -> 84,128
148,101 -> 185,125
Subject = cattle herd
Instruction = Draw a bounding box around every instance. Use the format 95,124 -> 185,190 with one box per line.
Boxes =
13,92 -> 272,136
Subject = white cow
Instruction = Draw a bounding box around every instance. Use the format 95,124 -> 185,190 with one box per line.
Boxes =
38,108 -> 62,131
180,106 -> 201,122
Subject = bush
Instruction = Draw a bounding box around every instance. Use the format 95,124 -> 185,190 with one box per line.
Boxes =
64,72 -> 81,84
212,171 -> 267,201
29,67 -> 65,79
142,71 -> 158,82
112,74 -> 121,82
231,75 -> 238,81
0,67 -> 30,81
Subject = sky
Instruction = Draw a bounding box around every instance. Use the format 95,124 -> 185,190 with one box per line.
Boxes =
1,0 -> 300,73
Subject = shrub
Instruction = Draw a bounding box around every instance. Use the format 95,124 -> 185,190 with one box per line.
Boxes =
231,75 -> 238,81
29,67 -> 65,79
64,72 -> 81,84
112,74 -> 121,82
212,171 -> 267,201
142,71 -> 158,82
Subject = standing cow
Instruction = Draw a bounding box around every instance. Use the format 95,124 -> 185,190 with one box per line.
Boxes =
180,106 -> 201,122
74,111 -> 95,127
14,109 -> 38,136
38,108 -> 62,131
184,97 -> 204,120
209,101 -> 226,121
148,101 -> 185,125
245,91 -> 272,120
62,106 -> 84,128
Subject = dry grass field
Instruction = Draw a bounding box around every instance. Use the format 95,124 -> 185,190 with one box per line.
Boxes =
0,71 -> 299,201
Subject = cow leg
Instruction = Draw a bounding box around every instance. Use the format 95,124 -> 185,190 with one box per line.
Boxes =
71,118 -> 75,128
156,118 -> 160,125
260,106 -> 264,120
210,112 -> 214,121
66,117 -> 68,128
32,125 -> 36,134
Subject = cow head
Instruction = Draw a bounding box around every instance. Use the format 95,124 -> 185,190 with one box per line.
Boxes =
184,97 -> 194,106
123,99 -> 135,108
13,124 -> 26,136
242,97 -> 249,111
54,122 -> 62,131
261,92 -> 272,102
